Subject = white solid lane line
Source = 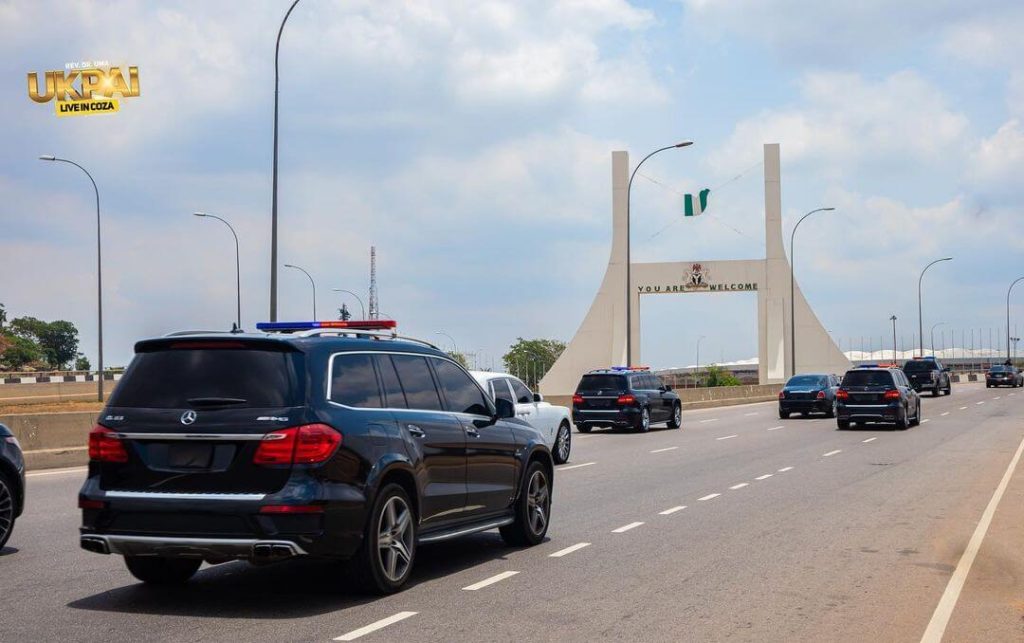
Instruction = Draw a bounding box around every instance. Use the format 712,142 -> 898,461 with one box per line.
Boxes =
767,426 -> 784,431
612,522 -> 644,533
959,406 -> 968,410
650,446 -> 679,453
334,612 -> 418,641
729,483 -> 749,490
941,412 -> 950,416
698,493 -> 720,501
26,466 -> 88,478
823,450 -> 842,457
754,474 -> 773,480
549,542 -> 591,558
699,418 -> 719,424
862,437 -> 877,443
716,434 -> 738,441
462,571 -> 519,591
778,466 -> 794,472
920,434 -> 1024,643
558,462 -> 596,471
659,505 -> 687,515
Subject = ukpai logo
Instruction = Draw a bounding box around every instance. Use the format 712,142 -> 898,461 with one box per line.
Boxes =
27,61 -> 140,117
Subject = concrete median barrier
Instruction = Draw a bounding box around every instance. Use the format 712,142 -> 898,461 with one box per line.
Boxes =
547,383 -> 784,415
1,411 -> 96,471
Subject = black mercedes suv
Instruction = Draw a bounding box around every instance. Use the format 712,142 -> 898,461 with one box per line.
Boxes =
0,422 -> 26,550
78,321 -> 554,594
836,366 -> 921,430
902,356 -> 951,396
572,368 -> 681,432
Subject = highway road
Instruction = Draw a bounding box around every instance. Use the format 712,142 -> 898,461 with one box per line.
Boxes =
2,382 -> 1022,642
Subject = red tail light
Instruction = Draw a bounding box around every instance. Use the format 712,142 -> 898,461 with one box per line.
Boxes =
88,425 -> 128,463
835,389 -> 849,400
816,390 -> 826,400
254,424 -> 341,465
617,394 -> 637,406
883,390 -> 901,401
78,498 -> 107,510
778,391 -> 786,399
259,504 -> 325,514
572,394 -> 584,406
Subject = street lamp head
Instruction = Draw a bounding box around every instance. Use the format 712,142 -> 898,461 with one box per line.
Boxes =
674,141 -> 694,148
38,155 -> 56,161
284,263 -> 296,269
822,207 -> 835,211
192,211 -> 207,217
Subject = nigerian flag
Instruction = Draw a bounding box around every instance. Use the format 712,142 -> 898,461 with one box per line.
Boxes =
684,188 -> 710,217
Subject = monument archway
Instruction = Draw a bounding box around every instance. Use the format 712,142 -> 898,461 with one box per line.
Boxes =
540,143 -> 851,398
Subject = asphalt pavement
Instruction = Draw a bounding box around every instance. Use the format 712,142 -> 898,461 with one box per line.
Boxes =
2,382 -> 1022,642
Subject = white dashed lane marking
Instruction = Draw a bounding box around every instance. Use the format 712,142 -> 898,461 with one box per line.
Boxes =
960,406 -> 968,410
767,426 -> 784,431
334,612 -> 418,641
778,466 -> 794,472
862,437 -> 877,443
922,419 -> 931,423
729,483 -> 749,490
716,434 -> 738,441
977,401 -> 986,405
558,462 -> 596,471
823,450 -> 842,457
462,571 -> 519,591
698,493 -> 720,501
941,412 -> 950,416
549,543 -> 591,558
650,446 -> 678,453
659,505 -> 687,515
994,396 -> 1001,400
699,418 -> 719,424
744,412 -> 760,417
612,522 -> 644,533
755,474 -> 773,480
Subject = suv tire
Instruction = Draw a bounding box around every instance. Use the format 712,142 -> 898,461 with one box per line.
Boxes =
0,473 -> 15,550
576,424 -> 592,433
636,407 -> 651,433
125,556 -> 202,585
553,422 -> 572,464
667,404 -> 682,429
500,461 -> 550,547
825,400 -> 837,418
837,419 -> 850,430
895,408 -> 908,430
779,410 -> 790,419
352,483 -> 416,595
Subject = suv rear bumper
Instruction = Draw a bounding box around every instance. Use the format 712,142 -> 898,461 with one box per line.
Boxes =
573,407 -> 642,428
837,403 -> 901,423
779,400 -> 830,413
81,534 -> 307,561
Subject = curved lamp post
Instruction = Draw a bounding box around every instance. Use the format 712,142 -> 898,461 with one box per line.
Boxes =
435,331 -> 458,355
695,335 -> 706,387
625,140 -> 693,365
194,212 -> 241,329
270,0 -> 302,322
918,257 -> 952,356
1007,277 -> 1024,362
39,155 -> 104,401
930,321 -> 946,355
332,288 -> 365,319
789,207 -> 834,377
890,315 -> 898,362
284,263 -> 316,320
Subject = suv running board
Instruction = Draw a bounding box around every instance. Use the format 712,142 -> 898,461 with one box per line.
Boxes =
417,516 -> 515,544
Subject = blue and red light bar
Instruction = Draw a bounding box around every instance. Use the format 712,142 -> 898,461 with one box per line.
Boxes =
256,320 -> 397,332
610,365 -> 651,371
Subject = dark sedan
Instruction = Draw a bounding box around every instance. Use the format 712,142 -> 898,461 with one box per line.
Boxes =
986,365 -> 1023,388
778,373 -> 840,418
0,422 -> 26,549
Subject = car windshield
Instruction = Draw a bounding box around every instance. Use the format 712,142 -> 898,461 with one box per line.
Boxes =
989,365 -> 1009,372
903,360 -> 937,372
577,374 -> 627,392
787,375 -> 827,387
842,370 -> 894,387
109,345 -> 303,409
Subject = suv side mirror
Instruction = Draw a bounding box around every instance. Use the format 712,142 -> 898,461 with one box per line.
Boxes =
942,367 -> 951,372
533,392 -> 543,402
494,397 -> 515,420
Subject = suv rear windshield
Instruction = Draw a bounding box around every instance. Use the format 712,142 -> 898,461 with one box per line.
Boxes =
577,374 -> 627,393
842,370 -> 895,387
110,346 -> 303,409
902,360 -> 938,372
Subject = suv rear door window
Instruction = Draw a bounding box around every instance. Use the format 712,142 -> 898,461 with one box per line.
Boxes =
110,345 -> 301,409
376,355 -> 408,408
391,354 -> 444,411
329,353 -> 383,408
903,360 -> 937,372
510,379 -> 533,404
842,370 -> 895,387
432,359 -> 491,416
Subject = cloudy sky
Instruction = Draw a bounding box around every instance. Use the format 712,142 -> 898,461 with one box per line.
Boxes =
2,0 -> 1024,370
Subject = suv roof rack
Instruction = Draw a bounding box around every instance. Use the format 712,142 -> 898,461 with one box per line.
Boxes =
162,330 -> 233,337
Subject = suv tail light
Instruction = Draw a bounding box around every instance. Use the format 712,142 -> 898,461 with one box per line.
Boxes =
254,424 -> 341,465
616,394 -> 637,406
835,389 -> 849,400
778,391 -> 786,399
88,425 -> 128,463
883,390 -> 901,401
572,394 -> 584,406
816,390 -> 826,400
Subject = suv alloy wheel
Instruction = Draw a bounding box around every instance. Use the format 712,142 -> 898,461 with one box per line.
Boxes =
638,407 -> 651,433
500,461 -> 550,546
668,404 -> 682,429
0,474 -> 14,549
553,422 -> 571,464
353,483 -> 416,594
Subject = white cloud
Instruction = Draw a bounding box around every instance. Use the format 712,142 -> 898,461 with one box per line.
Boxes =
970,119 -> 1024,187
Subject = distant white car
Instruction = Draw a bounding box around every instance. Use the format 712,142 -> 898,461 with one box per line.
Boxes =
471,371 -> 573,464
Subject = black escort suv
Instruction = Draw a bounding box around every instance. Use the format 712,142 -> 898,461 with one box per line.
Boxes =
901,356 -> 951,396
836,366 -> 921,430
572,368 -> 681,432
78,321 -> 554,594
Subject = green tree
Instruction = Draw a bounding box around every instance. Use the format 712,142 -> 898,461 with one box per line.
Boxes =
0,302 -> 6,328
8,317 -> 79,369
447,351 -> 469,369
75,353 -> 92,371
502,338 -> 566,389
702,364 -> 742,387
0,335 -> 42,371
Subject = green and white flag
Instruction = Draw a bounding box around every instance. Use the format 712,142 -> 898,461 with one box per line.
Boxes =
684,188 -> 710,217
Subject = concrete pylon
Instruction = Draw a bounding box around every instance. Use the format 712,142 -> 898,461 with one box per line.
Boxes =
539,143 -> 851,399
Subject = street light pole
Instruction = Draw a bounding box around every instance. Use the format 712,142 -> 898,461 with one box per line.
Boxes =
39,155 -> 104,401
284,264 -> 316,320
332,288 -> 365,319
194,212 -> 241,329
270,0 -> 302,322
435,331 -> 458,355
1007,277 -> 1024,362
918,257 -> 953,357
695,335 -> 705,388
625,140 -> 693,366
890,315 -> 898,362
930,321 -> 946,355
788,207 -> 835,377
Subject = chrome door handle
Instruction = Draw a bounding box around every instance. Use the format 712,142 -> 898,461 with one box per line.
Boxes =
406,424 -> 426,438
466,427 -> 480,438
